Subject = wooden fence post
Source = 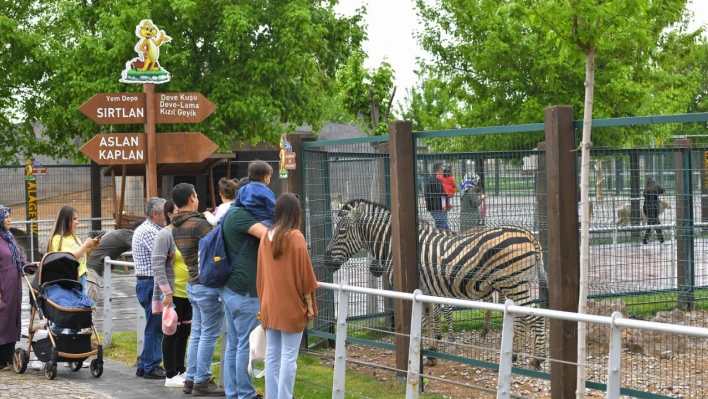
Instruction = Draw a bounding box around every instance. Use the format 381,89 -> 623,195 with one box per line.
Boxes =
544,105 -> 579,399
90,161 -> 102,231
674,139 -> 695,310
388,120 -> 419,376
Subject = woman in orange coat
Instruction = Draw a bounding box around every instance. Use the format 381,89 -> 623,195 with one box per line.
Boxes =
256,193 -> 318,399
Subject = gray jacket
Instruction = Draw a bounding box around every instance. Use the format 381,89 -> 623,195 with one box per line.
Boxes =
151,227 -> 176,313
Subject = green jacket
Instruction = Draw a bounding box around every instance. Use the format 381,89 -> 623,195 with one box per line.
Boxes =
460,189 -> 482,233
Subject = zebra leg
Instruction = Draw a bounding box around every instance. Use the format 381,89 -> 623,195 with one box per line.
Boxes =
422,302 -> 438,367
528,314 -> 546,370
481,309 -> 492,339
444,305 -> 454,347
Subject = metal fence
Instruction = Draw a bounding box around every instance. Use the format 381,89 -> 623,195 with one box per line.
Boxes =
316,280 -> 708,399
302,113 -> 708,398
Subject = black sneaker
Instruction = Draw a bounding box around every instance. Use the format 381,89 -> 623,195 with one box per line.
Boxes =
144,366 -> 167,379
136,369 -> 144,377
192,379 -> 225,396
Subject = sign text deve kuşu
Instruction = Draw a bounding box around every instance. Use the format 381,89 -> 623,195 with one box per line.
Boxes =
79,92 -> 216,124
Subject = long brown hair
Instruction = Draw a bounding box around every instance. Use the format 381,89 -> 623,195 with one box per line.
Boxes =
269,193 -> 301,259
47,206 -> 79,252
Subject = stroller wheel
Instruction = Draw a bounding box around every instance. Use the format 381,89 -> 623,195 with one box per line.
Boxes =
90,359 -> 103,378
69,361 -> 83,371
44,362 -> 57,380
13,349 -> 28,374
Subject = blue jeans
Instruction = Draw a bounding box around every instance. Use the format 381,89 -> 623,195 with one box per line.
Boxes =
265,329 -> 303,399
220,287 -> 260,399
431,211 -> 450,230
136,278 -> 163,373
186,283 -> 224,384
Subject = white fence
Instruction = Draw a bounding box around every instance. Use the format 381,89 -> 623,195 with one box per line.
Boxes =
99,257 -> 708,398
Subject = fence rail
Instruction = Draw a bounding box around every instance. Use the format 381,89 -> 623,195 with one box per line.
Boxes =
318,281 -> 708,399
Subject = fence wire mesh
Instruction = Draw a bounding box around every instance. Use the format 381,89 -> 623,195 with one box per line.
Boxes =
584,121 -> 708,398
303,137 -> 394,345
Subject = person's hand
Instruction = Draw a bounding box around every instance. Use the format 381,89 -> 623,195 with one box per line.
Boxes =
162,294 -> 173,309
307,306 -> 315,320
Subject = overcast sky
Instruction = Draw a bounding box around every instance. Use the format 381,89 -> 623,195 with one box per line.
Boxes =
334,0 -> 708,104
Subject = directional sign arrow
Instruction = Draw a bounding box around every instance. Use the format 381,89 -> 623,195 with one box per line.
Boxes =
155,93 -> 217,124
80,132 -> 218,165
78,93 -> 147,124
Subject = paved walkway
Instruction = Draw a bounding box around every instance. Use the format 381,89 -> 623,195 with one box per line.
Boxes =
0,359 -> 187,399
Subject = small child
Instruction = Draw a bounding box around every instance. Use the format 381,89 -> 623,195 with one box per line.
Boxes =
235,160 -> 276,226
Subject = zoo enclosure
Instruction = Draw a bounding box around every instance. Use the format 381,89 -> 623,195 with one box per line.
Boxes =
301,110 -> 708,398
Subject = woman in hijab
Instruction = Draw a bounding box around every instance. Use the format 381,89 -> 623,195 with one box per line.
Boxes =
0,206 -> 36,371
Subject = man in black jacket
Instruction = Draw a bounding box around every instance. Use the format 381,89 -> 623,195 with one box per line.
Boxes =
424,161 -> 450,229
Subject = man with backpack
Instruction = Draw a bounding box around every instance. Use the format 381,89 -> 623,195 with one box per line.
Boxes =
170,183 -> 224,396
220,176 -> 268,399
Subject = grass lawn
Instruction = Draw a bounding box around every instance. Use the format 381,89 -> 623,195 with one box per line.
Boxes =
104,332 -> 446,399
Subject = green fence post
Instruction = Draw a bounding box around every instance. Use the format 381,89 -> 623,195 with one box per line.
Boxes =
674,139 -> 695,310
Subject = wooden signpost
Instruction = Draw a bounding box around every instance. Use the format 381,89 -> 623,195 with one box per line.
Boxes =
77,19 -> 218,199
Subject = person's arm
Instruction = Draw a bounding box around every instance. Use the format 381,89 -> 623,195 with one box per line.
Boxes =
266,190 -> 276,220
52,235 -> 96,260
295,233 -> 318,320
151,231 -> 173,307
248,223 -> 268,238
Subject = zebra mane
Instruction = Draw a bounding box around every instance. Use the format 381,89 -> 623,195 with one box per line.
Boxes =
338,198 -> 390,216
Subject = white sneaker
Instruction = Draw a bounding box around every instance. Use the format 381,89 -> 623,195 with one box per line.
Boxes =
165,373 -> 186,388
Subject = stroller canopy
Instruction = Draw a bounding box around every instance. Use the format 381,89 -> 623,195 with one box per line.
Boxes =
31,252 -> 80,291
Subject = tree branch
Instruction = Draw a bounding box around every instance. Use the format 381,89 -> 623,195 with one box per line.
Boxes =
527,2 -> 571,43
357,112 -> 371,134
369,86 -> 378,127
384,85 -> 397,123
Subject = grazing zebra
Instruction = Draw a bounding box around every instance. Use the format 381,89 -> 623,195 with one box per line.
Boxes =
323,199 -> 548,369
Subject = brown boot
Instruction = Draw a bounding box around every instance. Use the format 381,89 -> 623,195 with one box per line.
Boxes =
192,379 -> 225,396
183,379 -> 193,394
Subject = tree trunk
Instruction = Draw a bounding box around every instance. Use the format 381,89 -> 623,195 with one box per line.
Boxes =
577,46 -> 596,399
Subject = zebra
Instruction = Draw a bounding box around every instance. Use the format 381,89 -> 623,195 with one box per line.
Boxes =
323,199 -> 548,369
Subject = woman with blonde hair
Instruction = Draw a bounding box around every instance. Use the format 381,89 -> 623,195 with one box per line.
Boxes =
47,206 -> 99,294
257,193 -> 318,399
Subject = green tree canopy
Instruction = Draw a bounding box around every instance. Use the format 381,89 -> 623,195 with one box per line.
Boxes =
407,0 -> 706,152
337,51 -> 396,136
2,0 -> 366,163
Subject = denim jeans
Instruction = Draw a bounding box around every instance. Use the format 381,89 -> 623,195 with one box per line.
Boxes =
264,329 -> 303,399
136,277 -> 163,373
79,274 -> 87,295
220,287 -> 260,399
186,283 -> 224,384
431,211 -> 450,230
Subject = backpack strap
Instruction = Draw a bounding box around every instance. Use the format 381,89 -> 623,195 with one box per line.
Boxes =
231,236 -> 251,267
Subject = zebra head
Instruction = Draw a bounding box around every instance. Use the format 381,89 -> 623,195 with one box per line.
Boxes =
324,199 -> 391,277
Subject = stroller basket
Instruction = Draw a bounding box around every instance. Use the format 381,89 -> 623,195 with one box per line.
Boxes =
41,298 -> 93,329
32,334 -> 92,362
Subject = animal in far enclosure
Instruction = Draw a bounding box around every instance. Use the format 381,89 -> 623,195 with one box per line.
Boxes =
617,200 -> 670,225
324,199 -> 549,369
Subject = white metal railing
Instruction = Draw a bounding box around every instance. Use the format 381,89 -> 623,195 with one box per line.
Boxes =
103,257 -> 145,354
318,280 -> 708,399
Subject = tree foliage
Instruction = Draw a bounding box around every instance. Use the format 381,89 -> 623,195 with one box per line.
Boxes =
2,0 -> 365,163
408,0 -> 706,152
337,51 -> 397,136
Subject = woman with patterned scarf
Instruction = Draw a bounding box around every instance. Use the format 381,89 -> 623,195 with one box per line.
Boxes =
0,206 -> 37,371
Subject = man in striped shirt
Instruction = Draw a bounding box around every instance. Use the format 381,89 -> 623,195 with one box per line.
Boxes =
132,197 -> 167,380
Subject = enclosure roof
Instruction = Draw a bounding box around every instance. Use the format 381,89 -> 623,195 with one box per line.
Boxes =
102,153 -> 236,176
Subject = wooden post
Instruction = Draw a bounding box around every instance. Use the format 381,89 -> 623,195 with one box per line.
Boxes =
535,142 -> 549,306
544,106 -> 579,399
144,83 -> 158,199
475,155 -> 485,190
388,120 -> 418,377
209,166 -> 217,211
630,152 -> 641,238
90,161 -> 102,231
674,139 -> 695,310
117,165 -> 127,228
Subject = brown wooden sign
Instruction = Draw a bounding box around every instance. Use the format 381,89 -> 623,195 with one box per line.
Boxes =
80,132 -> 218,165
284,151 -> 296,170
155,93 -> 217,124
78,93 -> 146,124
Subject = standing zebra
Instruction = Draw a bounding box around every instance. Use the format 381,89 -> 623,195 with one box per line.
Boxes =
323,199 -> 548,369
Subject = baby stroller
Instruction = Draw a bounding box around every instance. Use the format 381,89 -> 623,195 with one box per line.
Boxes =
13,252 -> 104,380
